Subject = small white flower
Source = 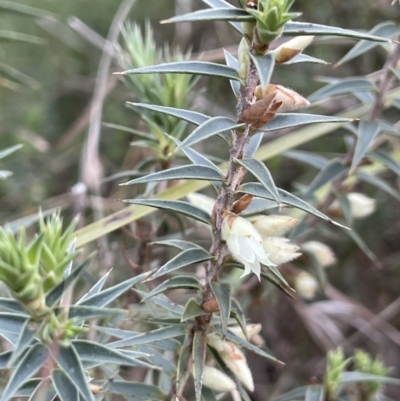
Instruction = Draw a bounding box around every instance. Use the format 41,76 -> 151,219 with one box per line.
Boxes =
329,192 -> 376,219
222,211 -> 274,279
228,324 -> 262,341
262,237 -> 301,265
201,366 -> 236,392
207,334 -> 254,392
273,36 -> 314,63
186,192 -> 215,215
302,241 -> 336,268
247,215 -> 299,237
294,271 -> 319,300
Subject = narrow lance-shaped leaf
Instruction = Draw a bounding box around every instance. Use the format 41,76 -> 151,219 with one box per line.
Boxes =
123,199 -> 212,226
235,158 -> 280,204
0,30 -> 45,44
116,61 -> 240,81
0,343 -> 48,401
27,379 -> 57,401
283,21 -> 391,42
121,165 -> 224,186
246,132 -> 263,158
108,381 -> 165,400
202,0 -> 242,34
346,229 -> 381,268
210,282 -> 231,336
103,122 -> 155,140
0,0 -> 55,18
357,171 -> 400,201
224,49 -> 240,98
350,120 -> 381,174
370,150 -> 400,177
0,312 -> 28,334
176,117 -> 245,150
52,369 -> 78,401
270,386 -> 308,401
283,150 -> 328,169
250,53 -> 275,91
78,270 -> 111,303
305,385 -> 325,401
193,331 -> 207,401
68,305 -> 123,320
0,144 -> 23,159
339,372 -> 400,386
239,197 -> 278,216
230,298 -> 248,339
0,298 -> 26,313
152,239 -> 202,251
161,8 -> 253,24
126,103 -> 210,126
181,298 -> 207,322
283,53 -> 328,65
142,276 -> 202,301
147,247 -> 214,281
308,78 -> 376,102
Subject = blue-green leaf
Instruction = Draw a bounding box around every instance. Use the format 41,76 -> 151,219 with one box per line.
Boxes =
121,165 -> 224,186
235,158 -> 280,204
0,297 -> 26,313
283,21 -> 391,42
103,122 -> 154,140
250,53 -> 275,91
210,282 -> 231,336
177,117 -> 245,150
271,386 -> 308,401
224,50 -> 240,98
162,8 -> 252,24
283,54 -> 328,65
202,0 -> 242,34
246,132 -> 263,158
305,385 -> 325,401
340,371 -> 400,385
0,343 -> 48,401
7,320 -> 38,367
107,381 -> 165,400
123,199 -> 212,226
283,150 -> 328,169
370,150 -> 400,176
181,298 -> 207,322
357,171 -> 400,201
127,103 -> 210,126
0,144 -> 23,159
230,298 -> 248,339
68,305 -> 122,320
308,78 -> 376,102
53,344 -> 95,401
239,197 -> 278,216
0,0 -> 54,18
152,239 -> 202,251
117,61 -> 240,81
52,369 -> 78,401
0,312 -> 28,334
346,228 -> 381,267
149,247 -> 213,280
350,120 -> 381,173
193,331 -> 207,401
0,30 -> 45,44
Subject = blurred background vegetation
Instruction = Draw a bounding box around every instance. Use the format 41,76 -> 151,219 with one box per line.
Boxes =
1,0 -> 400,399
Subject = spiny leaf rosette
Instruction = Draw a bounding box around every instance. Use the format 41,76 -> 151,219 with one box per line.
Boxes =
111,0 -> 397,398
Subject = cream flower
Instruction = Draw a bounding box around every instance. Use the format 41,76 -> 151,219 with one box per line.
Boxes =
247,215 -> 299,237
294,271 -> 319,300
201,366 -> 236,392
262,237 -> 301,265
222,211 -> 275,279
273,36 -> 314,63
329,192 -> 376,219
186,192 -> 215,215
302,241 -> 336,267
228,324 -> 262,341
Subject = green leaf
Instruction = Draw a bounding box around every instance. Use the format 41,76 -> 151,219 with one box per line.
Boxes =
52,369 -> 78,401
78,270 -> 111,303
340,371 -> 400,385
370,150 -> 400,176
103,122 -> 154,140
283,21 -> 391,42
162,8 -> 253,23
271,386 -> 307,401
52,344 -> 95,401
78,270 -> 150,307
357,171 -> 400,201
346,229 -> 381,267
68,305 -> 123,320
239,183 -> 348,228
250,53 -> 275,91
193,331 -> 207,401
142,276 -> 202,301
0,297 -> 26,313
127,103 -> 209,126
350,120 -> 381,173
0,351 -> 11,368
7,320 -> 38,367
239,197 -> 278,216
210,282 -> 231,336
109,326 -> 187,348
235,158 -> 280,204
0,144 -> 23,159
0,312 -> 28,334
149,247 -> 213,280
0,343 -> 48,401
305,385 -> 325,401
305,159 -> 347,196
308,78 -> 376,102
123,199 -> 212,226
230,298 -> 248,339
122,165 -> 224,186
177,117 -> 245,150
136,291 -> 185,316
336,22 -> 399,66
45,253 -> 94,307
0,30 -> 45,44
117,61 -> 240,81
283,150 -> 328,169
0,0 -> 54,18
72,340 -> 155,368
224,50 -> 240,98
258,114 -> 351,132
202,0 -> 242,34
181,298 -> 207,322
152,239 -> 202,251
107,381 -> 165,400
283,54 -> 328,65
0,62 -> 39,89
246,132 -> 263,158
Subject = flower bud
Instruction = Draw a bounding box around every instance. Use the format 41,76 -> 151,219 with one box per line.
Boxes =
273,36 -> 314,63
228,324 -> 262,340
262,237 -> 301,265
247,214 -> 299,237
187,193 -> 215,215
329,192 -> 376,219
255,84 -> 309,110
201,366 -> 236,392
302,241 -> 336,268
294,271 -> 318,300
238,37 -> 250,84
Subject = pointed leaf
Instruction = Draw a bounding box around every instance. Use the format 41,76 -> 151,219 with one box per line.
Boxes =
250,53 -> 275,91
350,120 -> 381,173
305,385 -> 325,401
210,282 -> 231,336
181,298 -> 207,322
103,122 -> 154,140
152,239 -> 202,251
135,291 -> 185,315
202,0 -> 242,34
193,331 -> 207,401
370,150 -> 400,176
283,53 -> 328,65
123,199 -> 212,226
357,171 -> 400,201
79,270 -> 150,307
340,371 -> 400,385
283,21 -> 391,42
230,298 -> 248,339
162,8 -> 252,23
53,344 -> 95,401
177,339 -> 192,395
0,312 -> 28,334
126,103 -> 210,126
271,386 -> 308,401
283,150 -> 328,169
0,343 -> 48,401
239,197 -> 278,216
109,326 -> 187,348
177,117 -> 245,150
224,49 -> 240,98
0,30 -> 45,44
305,159 -> 347,195
346,228 -> 381,267
27,379 -> 56,401
52,369 -> 78,401
68,305 -> 122,320
239,183 -> 348,228
78,270 -> 111,303
258,113 -> 351,132
149,248 -> 213,280
0,0 -> 54,18
0,297 -> 26,313
246,132 -> 263,158
336,22 -> 399,66
117,61 -> 240,81
0,144 -> 23,159
142,276 -> 202,301
235,158 -> 280,203
122,165 -> 223,186
308,78 -> 376,102
108,381 -> 165,400
7,320 -> 38,367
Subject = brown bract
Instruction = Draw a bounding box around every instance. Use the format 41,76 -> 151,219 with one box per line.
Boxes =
232,194 -> 254,214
